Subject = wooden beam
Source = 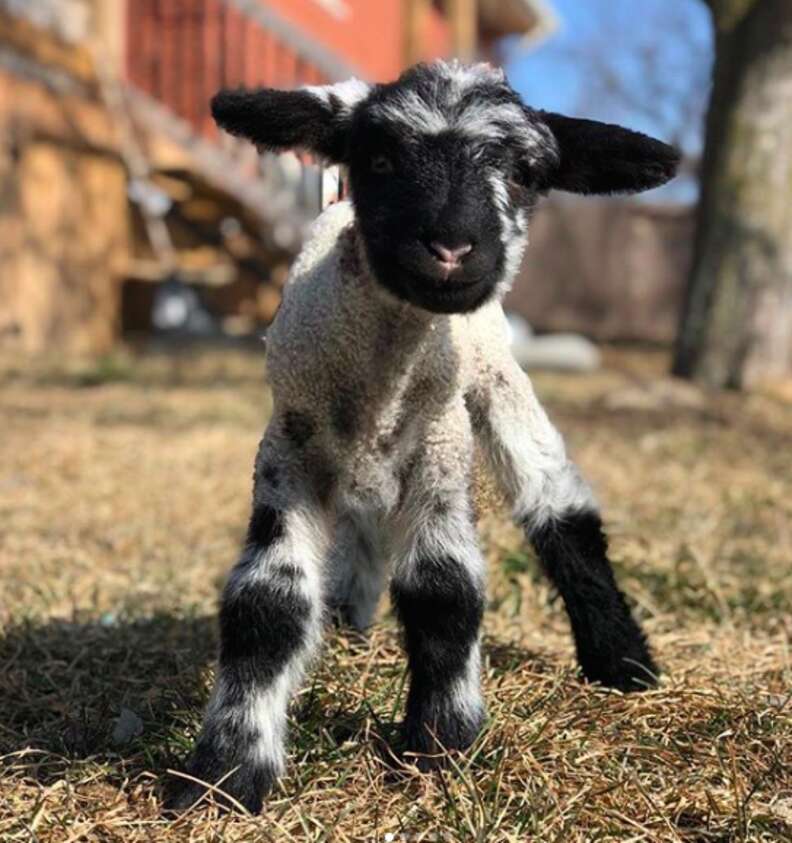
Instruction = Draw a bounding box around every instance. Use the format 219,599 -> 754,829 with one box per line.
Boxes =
0,9 -> 95,85
448,0 -> 478,60
92,0 -> 126,76
404,0 -> 430,66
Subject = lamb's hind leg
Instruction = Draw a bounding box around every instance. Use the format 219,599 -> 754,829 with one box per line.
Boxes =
168,441 -> 329,813
468,359 -> 658,692
327,512 -> 387,631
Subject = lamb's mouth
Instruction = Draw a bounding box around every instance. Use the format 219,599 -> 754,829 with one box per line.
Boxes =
402,271 -> 494,314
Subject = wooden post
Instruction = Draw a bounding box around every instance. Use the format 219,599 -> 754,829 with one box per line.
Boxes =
404,0 -> 430,66
92,0 -> 126,76
447,0 -> 477,60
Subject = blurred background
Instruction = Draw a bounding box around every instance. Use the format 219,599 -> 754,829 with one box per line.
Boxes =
1,0 -> 788,389
2,4 -> 792,837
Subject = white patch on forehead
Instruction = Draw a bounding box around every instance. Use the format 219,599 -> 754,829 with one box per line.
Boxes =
302,77 -> 370,112
367,59 -> 552,159
442,59 -> 506,95
369,89 -> 448,135
457,100 -> 524,141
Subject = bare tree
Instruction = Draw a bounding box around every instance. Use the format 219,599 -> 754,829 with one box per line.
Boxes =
508,1 -> 712,196
674,0 -> 792,387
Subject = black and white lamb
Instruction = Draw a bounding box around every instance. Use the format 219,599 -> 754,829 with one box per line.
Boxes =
169,59 -> 678,814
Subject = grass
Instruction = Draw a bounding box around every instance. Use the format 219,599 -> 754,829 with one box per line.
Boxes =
0,346 -> 790,841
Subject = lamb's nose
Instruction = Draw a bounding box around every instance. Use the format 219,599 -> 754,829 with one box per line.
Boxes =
427,241 -> 474,267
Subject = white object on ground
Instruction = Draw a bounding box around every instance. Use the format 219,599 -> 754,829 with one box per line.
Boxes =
505,312 -> 601,372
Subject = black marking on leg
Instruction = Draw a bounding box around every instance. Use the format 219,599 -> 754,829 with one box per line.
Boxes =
396,450 -> 421,509
330,386 -> 360,439
391,556 -> 485,763
270,563 -> 305,581
311,452 -> 337,506
220,578 -> 311,692
246,504 -> 283,547
463,388 -> 491,437
171,566 -> 313,812
283,410 -> 315,447
528,508 -> 658,692
259,463 -> 280,488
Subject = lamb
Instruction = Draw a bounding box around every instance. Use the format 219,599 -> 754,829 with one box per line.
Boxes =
168,60 -> 678,814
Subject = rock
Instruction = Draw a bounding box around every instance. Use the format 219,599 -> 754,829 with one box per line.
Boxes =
111,707 -> 144,746
504,311 -> 534,345
505,311 -> 601,372
512,333 -> 601,372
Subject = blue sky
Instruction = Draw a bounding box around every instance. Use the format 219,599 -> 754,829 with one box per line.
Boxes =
503,0 -> 713,155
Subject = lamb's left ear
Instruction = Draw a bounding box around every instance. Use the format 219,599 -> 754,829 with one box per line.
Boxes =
211,79 -> 370,163
538,112 -> 680,195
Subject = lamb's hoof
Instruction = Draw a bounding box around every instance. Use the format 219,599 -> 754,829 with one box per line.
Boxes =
581,645 -> 660,692
400,708 -> 485,771
164,761 -> 275,815
329,602 -> 375,635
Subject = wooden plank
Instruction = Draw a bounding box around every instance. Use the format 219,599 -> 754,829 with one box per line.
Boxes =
403,0 -> 432,66
448,0 -> 478,59
0,9 -> 96,85
203,0 -> 222,138
0,69 -> 118,154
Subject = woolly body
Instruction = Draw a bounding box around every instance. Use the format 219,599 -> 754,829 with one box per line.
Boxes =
168,59 -> 678,814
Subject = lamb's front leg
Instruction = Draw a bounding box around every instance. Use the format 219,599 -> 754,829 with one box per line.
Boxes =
168,440 -> 329,813
390,440 -> 486,768
467,359 -> 658,692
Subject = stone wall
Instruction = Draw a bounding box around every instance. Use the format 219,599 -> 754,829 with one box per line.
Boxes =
0,51 -> 130,355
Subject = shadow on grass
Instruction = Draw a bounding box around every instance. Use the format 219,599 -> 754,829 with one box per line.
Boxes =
0,613 -> 569,806
0,613 -> 217,787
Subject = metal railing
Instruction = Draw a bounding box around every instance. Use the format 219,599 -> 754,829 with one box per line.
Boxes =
123,0 -> 345,248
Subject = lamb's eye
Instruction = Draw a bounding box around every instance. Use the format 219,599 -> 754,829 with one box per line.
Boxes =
371,154 -> 393,174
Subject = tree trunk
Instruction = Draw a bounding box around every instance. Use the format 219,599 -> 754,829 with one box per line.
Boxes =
673,0 -> 792,388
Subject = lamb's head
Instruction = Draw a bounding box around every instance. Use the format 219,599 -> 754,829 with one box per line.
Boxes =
212,60 -> 679,314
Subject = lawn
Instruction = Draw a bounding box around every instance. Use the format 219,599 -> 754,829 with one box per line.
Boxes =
1,346 -> 790,841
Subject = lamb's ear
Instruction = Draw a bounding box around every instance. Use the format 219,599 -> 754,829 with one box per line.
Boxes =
210,79 -> 370,163
537,112 -> 680,195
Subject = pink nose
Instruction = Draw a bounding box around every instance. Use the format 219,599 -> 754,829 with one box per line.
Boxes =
428,241 -> 474,266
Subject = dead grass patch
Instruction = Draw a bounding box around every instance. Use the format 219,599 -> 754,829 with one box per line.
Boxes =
1,347 -> 790,841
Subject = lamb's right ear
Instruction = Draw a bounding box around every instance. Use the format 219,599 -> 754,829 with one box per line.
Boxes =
210,79 -> 370,163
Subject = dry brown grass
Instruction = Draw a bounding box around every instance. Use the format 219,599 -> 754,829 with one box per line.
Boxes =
1,346 -> 790,842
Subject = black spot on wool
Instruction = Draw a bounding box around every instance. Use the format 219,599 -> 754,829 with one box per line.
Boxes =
528,508 -> 658,691
283,410 -> 315,447
331,387 -> 360,439
310,451 -> 337,506
259,463 -> 279,488
463,388 -> 491,436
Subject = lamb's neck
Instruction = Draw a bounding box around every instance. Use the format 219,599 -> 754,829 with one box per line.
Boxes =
343,225 -> 448,366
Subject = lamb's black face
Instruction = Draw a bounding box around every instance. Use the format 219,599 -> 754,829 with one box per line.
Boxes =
349,115 -> 515,313
349,128 -> 502,312
210,60 -> 680,315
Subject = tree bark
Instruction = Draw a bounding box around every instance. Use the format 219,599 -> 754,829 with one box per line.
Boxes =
673,0 -> 792,387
